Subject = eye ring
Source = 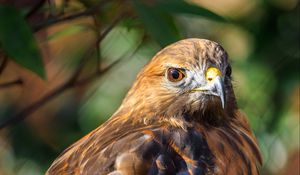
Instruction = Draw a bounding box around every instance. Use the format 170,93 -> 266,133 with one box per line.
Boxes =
167,68 -> 185,82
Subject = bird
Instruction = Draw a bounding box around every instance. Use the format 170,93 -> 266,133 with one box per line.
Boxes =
46,38 -> 262,175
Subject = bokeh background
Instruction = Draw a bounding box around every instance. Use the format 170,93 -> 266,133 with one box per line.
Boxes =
0,0 -> 299,174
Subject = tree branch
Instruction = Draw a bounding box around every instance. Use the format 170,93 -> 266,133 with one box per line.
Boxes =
33,0 -> 111,32
76,41 -> 142,86
25,0 -> 47,18
93,14 -> 102,73
0,79 -> 23,89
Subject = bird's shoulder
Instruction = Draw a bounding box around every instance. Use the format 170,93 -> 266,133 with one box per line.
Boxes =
46,117 -> 215,175
47,112 -> 262,175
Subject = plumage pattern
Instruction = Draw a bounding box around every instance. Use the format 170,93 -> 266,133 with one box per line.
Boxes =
47,38 -> 262,175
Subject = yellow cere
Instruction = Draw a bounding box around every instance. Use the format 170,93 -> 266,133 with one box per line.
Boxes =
206,67 -> 222,81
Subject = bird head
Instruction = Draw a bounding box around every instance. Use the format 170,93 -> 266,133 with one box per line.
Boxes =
120,39 -> 237,124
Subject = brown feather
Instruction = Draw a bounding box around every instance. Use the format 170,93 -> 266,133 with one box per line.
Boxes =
47,38 -> 262,175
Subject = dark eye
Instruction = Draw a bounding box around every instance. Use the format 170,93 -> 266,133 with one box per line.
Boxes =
226,65 -> 232,77
167,68 -> 185,82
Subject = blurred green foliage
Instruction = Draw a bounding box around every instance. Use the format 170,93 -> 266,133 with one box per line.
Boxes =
0,0 -> 299,174
0,5 -> 45,78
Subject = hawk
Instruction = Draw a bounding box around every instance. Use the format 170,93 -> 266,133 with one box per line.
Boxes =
47,39 -> 262,175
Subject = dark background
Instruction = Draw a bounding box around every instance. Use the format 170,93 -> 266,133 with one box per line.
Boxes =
0,0 -> 299,174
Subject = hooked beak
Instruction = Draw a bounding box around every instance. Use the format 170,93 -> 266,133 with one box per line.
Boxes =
191,76 -> 225,109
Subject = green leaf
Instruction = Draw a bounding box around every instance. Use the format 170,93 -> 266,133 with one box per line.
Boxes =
156,0 -> 227,22
133,0 -> 181,47
0,5 -> 45,79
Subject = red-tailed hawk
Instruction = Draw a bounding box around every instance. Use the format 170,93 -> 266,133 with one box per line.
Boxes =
47,38 -> 262,175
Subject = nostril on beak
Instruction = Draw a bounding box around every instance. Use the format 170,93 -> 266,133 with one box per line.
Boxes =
206,67 -> 222,82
